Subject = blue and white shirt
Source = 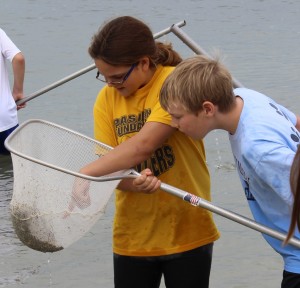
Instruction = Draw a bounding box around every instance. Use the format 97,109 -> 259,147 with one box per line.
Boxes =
230,87 -> 300,273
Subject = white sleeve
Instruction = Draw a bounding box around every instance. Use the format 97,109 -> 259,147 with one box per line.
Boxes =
0,28 -> 21,62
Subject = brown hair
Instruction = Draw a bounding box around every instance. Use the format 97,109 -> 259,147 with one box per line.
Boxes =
88,16 -> 182,67
285,146 -> 300,243
160,55 -> 235,114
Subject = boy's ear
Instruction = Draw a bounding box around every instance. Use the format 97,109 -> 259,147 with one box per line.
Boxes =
202,101 -> 215,116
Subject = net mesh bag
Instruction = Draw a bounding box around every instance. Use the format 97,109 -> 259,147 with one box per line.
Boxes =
5,119 -> 129,253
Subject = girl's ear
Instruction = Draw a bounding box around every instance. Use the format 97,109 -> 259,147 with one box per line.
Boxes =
202,101 -> 215,116
139,57 -> 150,70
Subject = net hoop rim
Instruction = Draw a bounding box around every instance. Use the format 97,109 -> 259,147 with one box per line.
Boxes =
4,119 -> 136,182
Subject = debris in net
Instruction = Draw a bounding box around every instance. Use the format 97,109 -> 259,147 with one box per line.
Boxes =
10,205 -> 63,253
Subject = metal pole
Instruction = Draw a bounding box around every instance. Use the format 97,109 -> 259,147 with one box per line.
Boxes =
170,24 -> 244,89
160,182 -> 300,248
17,64 -> 96,105
17,20 -> 186,105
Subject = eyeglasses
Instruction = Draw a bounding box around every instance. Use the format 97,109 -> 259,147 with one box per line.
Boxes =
96,63 -> 136,85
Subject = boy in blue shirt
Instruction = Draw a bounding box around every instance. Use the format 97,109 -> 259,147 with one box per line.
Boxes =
159,55 -> 300,288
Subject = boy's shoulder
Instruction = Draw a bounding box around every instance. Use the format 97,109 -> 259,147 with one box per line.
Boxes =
234,87 -> 265,99
234,88 -> 274,110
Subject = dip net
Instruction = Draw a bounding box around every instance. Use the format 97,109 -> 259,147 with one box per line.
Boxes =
5,119 -> 128,253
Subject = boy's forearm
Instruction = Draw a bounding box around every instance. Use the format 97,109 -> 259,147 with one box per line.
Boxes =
12,53 -> 25,99
295,115 -> 300,131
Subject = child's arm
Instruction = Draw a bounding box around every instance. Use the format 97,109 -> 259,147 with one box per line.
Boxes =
295,115 -> 300,131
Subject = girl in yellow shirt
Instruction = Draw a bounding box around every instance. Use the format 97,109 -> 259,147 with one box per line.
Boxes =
81,16 -> 219,288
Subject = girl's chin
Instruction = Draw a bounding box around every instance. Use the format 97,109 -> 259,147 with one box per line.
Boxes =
116,87 -> 125,93
116,88 -> 131,97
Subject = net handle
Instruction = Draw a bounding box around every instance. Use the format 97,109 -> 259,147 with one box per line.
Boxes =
158,181 -> 300,248
100,169 -> 300,248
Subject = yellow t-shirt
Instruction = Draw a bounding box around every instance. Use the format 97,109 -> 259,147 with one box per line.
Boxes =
94,65 -> 220,256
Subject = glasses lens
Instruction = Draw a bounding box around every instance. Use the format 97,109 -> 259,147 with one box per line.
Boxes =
96,72 -> 106,82
96,63 -> 136,85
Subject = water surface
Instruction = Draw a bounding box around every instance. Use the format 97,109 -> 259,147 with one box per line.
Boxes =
1,1 -> 300,287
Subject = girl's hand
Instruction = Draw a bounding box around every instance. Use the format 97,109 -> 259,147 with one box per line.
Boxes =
133,168 -> 161,193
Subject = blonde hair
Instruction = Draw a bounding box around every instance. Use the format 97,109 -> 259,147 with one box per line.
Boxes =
160,55 -> 235,114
